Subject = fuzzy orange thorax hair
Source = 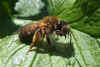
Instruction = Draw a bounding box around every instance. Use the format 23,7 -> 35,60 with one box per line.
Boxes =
41,16 -> 59,25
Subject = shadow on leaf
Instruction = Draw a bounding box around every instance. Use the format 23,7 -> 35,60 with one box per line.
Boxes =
26,40 -> 75,58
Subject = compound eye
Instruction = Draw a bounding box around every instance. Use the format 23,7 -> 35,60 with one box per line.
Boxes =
55,23 -> 62,30
56,21 -> 62,26
58,21 -> 61,25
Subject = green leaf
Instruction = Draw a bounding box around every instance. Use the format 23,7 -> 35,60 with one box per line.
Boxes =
47,0 -> 100,37
0,0 -> 100,67
47,0 -> 83,22
70,0 -> 100,37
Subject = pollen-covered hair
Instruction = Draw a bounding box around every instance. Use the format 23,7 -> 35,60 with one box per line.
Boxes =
41,16 -> 59,25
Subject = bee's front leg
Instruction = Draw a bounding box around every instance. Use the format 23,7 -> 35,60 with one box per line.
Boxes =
28,30 -> 40,52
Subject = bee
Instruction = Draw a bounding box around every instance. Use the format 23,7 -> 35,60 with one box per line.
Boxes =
19,16 -> 71,51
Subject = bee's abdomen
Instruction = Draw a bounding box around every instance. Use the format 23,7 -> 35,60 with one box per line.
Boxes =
19,23 -> 40,43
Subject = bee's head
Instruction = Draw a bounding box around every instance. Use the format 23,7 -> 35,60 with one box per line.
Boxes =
55,20 -> 70,36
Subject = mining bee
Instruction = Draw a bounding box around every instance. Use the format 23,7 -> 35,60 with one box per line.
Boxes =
19,16 -> 71,51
